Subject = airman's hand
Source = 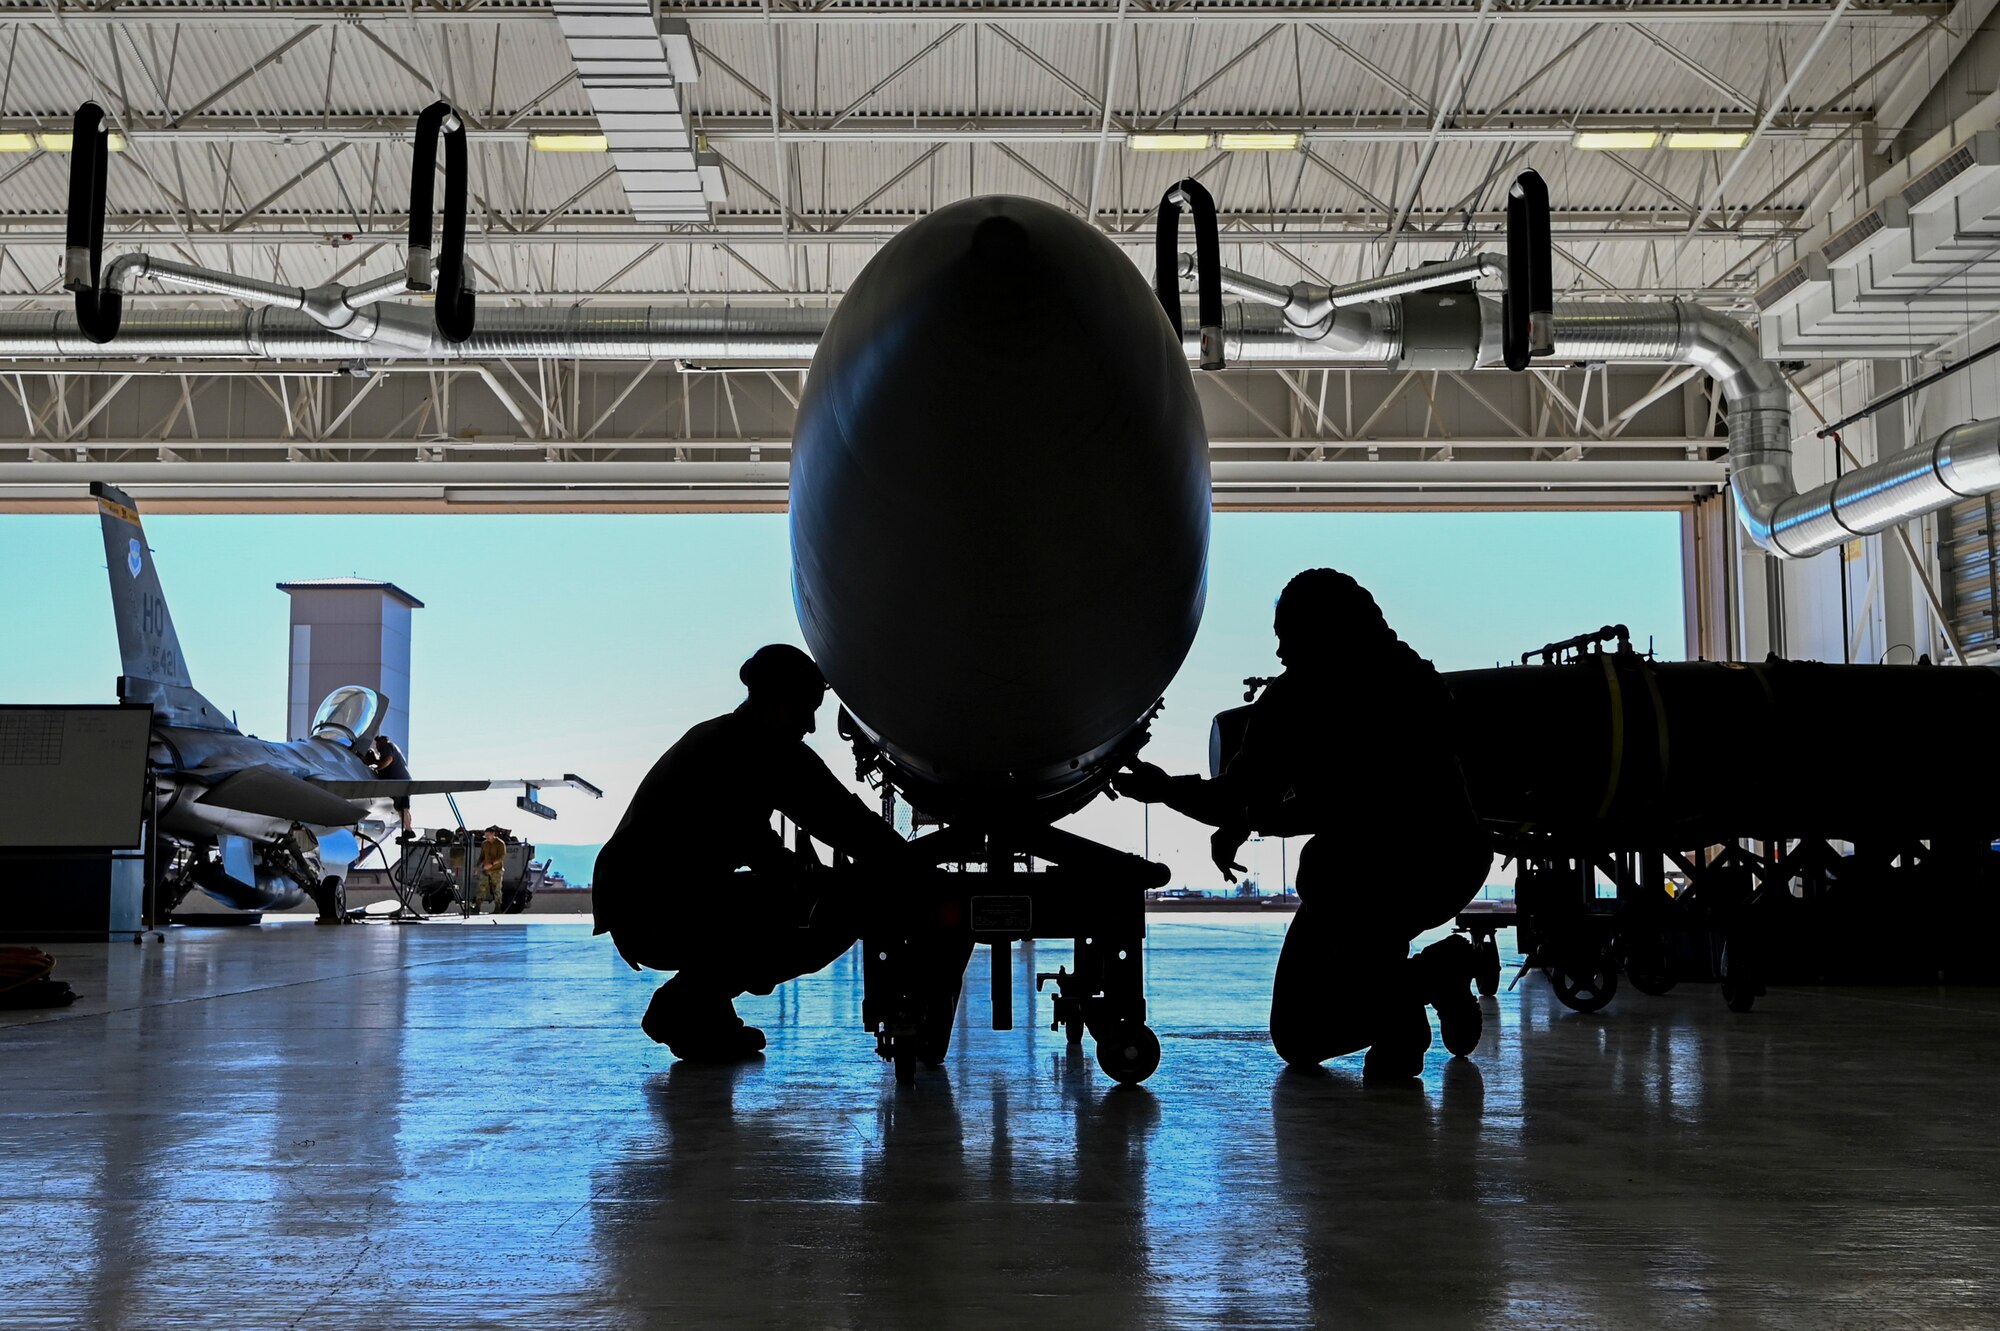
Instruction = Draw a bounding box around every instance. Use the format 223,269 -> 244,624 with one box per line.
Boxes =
1210,827 -> 1248,883
1114,760 -> 1172,803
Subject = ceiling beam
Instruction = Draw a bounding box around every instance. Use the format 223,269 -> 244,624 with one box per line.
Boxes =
0,457 -> 1727,515
0,213 -> 1804,244
0,113 -> 1867,146
0,2 -> 1946,24
0,438 -> 1722,454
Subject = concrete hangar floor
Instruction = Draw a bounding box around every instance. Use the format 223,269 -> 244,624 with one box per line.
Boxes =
3,917 -> 1997,1330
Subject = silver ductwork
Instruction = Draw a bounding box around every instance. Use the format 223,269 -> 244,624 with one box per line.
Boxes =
1524,297 -> 2000,560
0,302 -> 1382,366
97,254 -> 441,354
1758,418 -> 2000,559
1527,299 -> 1800,551
11,276 -> 1998,562
1203,252 -> 1502,354
0,305 -> 832,362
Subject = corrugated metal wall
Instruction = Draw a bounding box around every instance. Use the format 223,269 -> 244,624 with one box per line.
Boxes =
1940,492 -> 2000,662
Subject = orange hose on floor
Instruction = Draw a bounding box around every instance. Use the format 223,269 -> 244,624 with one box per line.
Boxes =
0,946 -> 57,995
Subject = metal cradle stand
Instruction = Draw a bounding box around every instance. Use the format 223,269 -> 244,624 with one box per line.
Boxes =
862,821 -> 1168,1086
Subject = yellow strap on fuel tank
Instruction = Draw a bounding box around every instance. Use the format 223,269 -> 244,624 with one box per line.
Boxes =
1596,652 -> 1625,820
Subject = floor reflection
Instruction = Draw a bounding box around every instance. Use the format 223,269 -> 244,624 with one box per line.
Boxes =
1269,1060 -> 1501,1328
597,1048 -> 1168,1328
9,920 -> 2000,1329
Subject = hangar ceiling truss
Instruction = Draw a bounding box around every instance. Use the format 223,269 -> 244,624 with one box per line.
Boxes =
0,0 -> 1982,506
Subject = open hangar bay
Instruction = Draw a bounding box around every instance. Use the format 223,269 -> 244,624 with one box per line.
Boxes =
4,1 -> 2000,1327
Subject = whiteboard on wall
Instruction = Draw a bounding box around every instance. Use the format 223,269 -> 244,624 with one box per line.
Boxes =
0,706 -> 153,849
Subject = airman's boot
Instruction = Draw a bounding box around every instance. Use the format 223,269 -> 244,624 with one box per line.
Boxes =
1414,935 -> 1483,1057
643,975 -> 765,1061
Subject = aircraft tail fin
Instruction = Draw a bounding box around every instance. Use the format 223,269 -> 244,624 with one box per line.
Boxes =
91,482 -> 237,732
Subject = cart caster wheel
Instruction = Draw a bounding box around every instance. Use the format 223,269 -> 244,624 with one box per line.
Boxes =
1719,940 -> 1760,1012
1095,1022 -> 1161,1085
1550,956 -> 1618,1012
1475,936 -> 1502,997
1627,967 -> 1676,997
1622,941 -> 1676,996
893,1046 -> 916,1084
1064,1018 -> 1085,1047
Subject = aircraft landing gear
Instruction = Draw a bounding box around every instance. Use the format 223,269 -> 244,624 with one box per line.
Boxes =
865,950 -> 956,1085
863,823 -> 1168,1087
310,875 -> 346,926
1093,1020 -> 1161,1085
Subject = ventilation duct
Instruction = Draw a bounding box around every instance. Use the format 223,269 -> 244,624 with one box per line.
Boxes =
12,281 -> 2000,563
1531,298 -> 2000,559
1759,418 -> 2000,558
551,0 -> 723,221
0,303 -> 1399,366
1902,133 -> 2000,212
1759,129 -> 2000,358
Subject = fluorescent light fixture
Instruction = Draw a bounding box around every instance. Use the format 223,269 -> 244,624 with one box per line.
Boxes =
1217,131 -> 1302,152
531,132 -> 611,153
0,133 -> 34,152
1666,130 -> 1752,150
1128,132 -> 1212,152
1571,130 -> 1660,151
37,132 -> 125,152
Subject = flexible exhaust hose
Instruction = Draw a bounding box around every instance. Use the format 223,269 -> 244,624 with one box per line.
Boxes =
1155,179 -> 1225,370
410,101 -> 476,345
64,103 -> 121,346
1503,169 -> 1552,371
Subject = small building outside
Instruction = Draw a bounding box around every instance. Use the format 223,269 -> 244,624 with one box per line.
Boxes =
277,578 -> 424,754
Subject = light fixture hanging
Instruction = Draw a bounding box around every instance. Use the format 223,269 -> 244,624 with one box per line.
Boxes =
1217,131 -> 1302,152
1570,131 -> 1660,151
37,131 -> 126,153
1666,130 -> 1752,150
531,133 -> 612,153
1129,132 -> 1213,152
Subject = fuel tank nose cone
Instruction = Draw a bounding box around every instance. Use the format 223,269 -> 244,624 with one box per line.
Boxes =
970,212 -> 1036,274
790,194 -> 1212,816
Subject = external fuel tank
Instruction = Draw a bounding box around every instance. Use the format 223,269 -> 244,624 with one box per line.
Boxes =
1447,655 -> 2000,840
791,196 -> 1211,822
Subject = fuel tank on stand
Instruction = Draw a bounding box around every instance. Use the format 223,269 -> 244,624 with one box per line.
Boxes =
1446,655 -> 2000,840
790,196 -> 1212,823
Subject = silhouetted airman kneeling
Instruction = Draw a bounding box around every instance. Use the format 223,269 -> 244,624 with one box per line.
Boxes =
593,645 -> 917,1062
1115,569 -> 1492,1078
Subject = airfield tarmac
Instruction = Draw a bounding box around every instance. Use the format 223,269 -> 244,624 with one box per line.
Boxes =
3,914 -> 1998,1328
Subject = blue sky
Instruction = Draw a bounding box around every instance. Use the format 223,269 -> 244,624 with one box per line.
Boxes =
0,509 -> 1684,888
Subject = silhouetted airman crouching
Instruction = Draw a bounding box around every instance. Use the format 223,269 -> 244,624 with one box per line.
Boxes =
593,645 -> 920,1062
1116,569 -> 1492,1078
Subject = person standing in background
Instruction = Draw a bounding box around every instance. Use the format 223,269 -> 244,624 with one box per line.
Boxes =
478,827 -> 508,911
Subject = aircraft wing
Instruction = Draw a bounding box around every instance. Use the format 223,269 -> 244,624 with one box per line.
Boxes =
485,775 -> 605,798
199,765 -> 367,826
307,778 -> 494,798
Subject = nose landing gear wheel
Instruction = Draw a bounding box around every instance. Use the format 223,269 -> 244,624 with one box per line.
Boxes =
1094,1021 -> 1161,1085
1475,935 -> 1502,997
